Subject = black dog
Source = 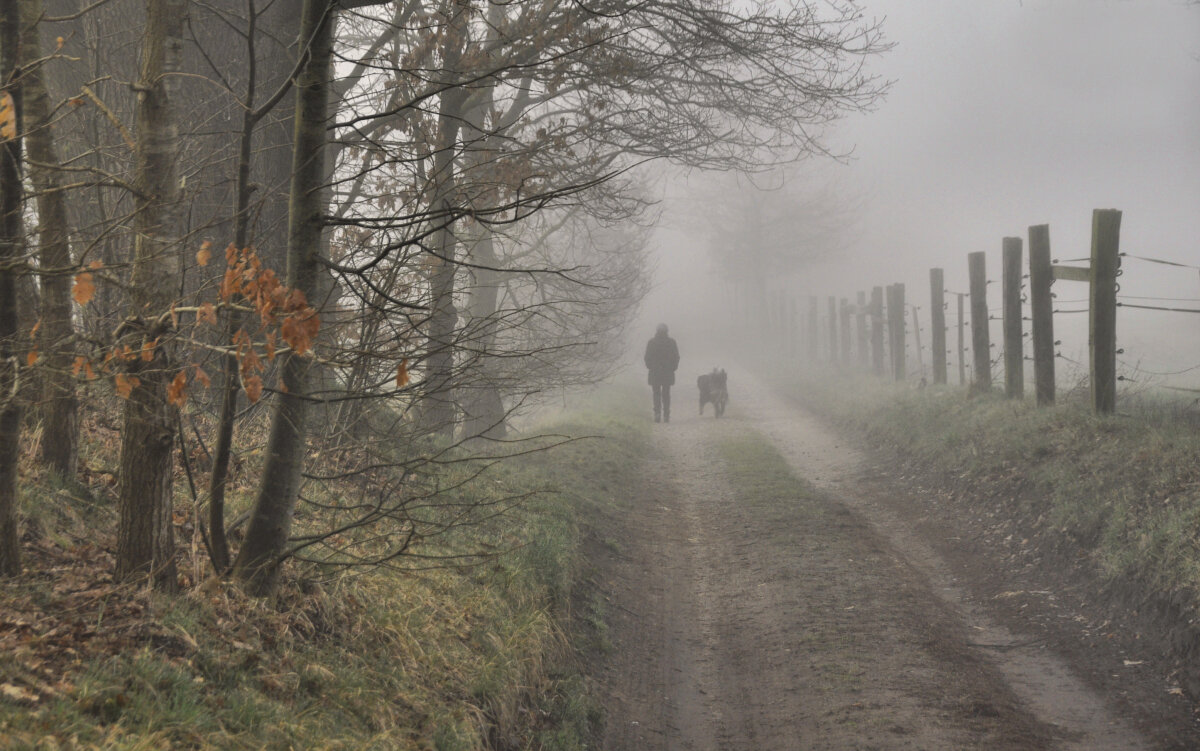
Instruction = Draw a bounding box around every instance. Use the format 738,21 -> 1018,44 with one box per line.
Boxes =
697,368 -> 728,417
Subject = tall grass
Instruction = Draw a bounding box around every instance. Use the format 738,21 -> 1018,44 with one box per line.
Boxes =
769,370 -> 1200,625
0,386 -> 651,750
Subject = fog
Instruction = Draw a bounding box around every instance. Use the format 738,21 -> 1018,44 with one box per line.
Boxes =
633,0 -> 1200,394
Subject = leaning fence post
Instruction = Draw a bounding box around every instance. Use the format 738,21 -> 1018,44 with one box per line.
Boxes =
968,251 -> 991,392
1028,224 -> 1055,405
1002,237 -> 1024,399
1090,209 -> 1121,414
930,268 -> 946,385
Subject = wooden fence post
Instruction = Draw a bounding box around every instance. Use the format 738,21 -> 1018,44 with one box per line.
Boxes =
790,296 -> 799,359
885,285 -> 897,377
890,283 -> 906,382
968,251 -> 991,392
930,268 -> 946,384
808,296 -> 819,361
870,286 -> 884,377
1002,237 -> 1024,399
957,293 -> 967,385
911,304 -> 924,380
1090,209 -> 1121,414
777,292 -> 787,344
1028,224 -> 1055,405
856,291 -> 868,370
828,296 -> 838,364
839,298 -> 852,364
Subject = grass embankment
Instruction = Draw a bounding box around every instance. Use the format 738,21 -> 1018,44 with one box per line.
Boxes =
770,371 -> 1200,688
0,395 -> 650,750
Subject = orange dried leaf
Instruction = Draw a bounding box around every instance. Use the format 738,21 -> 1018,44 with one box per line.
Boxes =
167,370 -> 188,407
220,268 -> 239,301
84,360 -> 96,380
196,241 -> 213,267
240,346 -> 263,376
198,302 -> 218,326
26,350 -> 38,367
396,359 -> 409,388
0,92 -> 15,141
243,375 -> 263,403
140,337 -> 158,362
193,365 -> 211,388
71,355 -> 86,376
114,373 -> 140,399
88,259 -> 104,270
72,272 -> 96,305
29,319 -> 40,338
285,288 -> 309,312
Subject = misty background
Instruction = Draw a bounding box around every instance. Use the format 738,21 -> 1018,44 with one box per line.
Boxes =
632,0 -> 1200,395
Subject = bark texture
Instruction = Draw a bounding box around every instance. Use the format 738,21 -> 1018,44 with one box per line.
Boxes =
0,0 -> 24,577
417,4 -> 468,439
20,0 -> 78,480
232,0 -> 331,595
114,0 -> 185,589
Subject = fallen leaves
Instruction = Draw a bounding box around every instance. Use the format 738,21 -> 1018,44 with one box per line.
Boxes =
1,683 -> 39,704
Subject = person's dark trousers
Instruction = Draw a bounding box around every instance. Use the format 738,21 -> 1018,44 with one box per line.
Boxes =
652,384 -> 671,422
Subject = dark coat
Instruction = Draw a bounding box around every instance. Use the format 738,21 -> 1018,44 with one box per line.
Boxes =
644,332 -> 680,386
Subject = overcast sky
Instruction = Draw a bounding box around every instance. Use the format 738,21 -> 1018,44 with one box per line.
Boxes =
643,0 -> 1200,388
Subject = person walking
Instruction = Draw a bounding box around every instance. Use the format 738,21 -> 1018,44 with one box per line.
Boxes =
644,323 -> 680,423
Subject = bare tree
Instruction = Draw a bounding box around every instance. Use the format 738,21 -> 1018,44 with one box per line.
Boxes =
0,0 -> 25,577
323,0 -> 886,437
231,0 -> 337,595
20,0 -> 79,482
114,0 -> 186,589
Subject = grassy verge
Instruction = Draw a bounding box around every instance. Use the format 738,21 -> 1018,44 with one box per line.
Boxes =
765,369 -> 1200,688
0,387 -> 652,750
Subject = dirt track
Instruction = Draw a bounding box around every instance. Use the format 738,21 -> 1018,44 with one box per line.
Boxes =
586,368 -> 1185,750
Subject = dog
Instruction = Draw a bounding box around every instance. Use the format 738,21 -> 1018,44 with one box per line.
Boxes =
697,368 -> 728,417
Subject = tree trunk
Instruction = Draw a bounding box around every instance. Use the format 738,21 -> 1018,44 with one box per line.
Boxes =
0,0 -> 24,577
417,7 -> 469,439
20,0 -> 78,481
460,228 -> 507,440
114,0 -> 185,590
231,0 -> 332,596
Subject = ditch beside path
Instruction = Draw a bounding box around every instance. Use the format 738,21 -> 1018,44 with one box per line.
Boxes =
588,368 -> 1166,750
